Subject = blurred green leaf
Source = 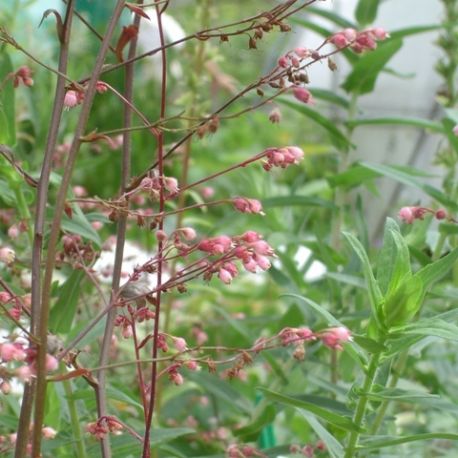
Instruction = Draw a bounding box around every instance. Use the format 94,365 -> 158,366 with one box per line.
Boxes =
259,388 -> 362,432
355,0 -> 380,25
359,433 -> 458,449
61,204 -> 101,246
390,318 -> 458,342
0,50 -> 16,144
347,116 -> 444,132
262,195 -> 335,209
342,39 -> 403,94
278,98 -> 351,150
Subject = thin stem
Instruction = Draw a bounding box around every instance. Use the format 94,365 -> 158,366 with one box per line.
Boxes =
17,2 -> 75,456
344,353 -> 381,458
63,378 -> 88,458
143,3 -> 168,456
31,3 -> 125,455
96,5 -> 143,457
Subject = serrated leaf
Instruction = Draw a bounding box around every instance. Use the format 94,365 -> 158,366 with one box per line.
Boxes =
259,388 -> 362,432
342,39 -> 403,95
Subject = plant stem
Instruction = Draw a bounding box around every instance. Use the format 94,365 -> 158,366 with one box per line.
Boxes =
370,351 -> 408,435
95,4 -> 143,457
31,3 -> 125,455
63,378 -> 88,458
344,353 -> 381,458
16,3 -> 75,456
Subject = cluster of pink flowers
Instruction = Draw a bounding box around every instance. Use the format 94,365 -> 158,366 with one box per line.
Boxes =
398,206 -> 447,224
232,197 -> 264,215
64,81 -> 108,109
329,27 -> 389,52
262,146 -> 304,171
139,175 -> 179,197
0,247 -> 15,265
278,47 -> 312,69
86,416 -> 123,440
3,426 -> 56,454
13,66 -> 33,88
226,444 -> 264,457
318,326 -> 353,351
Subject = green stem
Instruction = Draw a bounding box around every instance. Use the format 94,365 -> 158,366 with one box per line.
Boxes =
370,351 -> 408,435
63,379 -> 87,458
344,353 -> 381,458
433,232 -> 447,260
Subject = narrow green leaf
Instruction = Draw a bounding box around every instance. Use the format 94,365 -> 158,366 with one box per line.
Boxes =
327,165 -> 380,189
61,204 -> 101,247
308,6 -> 357,28
361,162 -> 458,210
343,232 -> 384,327
0,50 -> 16,145
299,410 -> 344,458
389,24 -> 441,40
390,318 -> 458,342
342,39 -> 403,95
259,388 -> 362,432
355,0 -> 380,26
262,195 -> 335,209
234,404 -> 277,438
278,98 -> 351,150
347,116 -> 443,132
358,433 -> 458,450
49,270 -> 85,333
310,87 -> 351,109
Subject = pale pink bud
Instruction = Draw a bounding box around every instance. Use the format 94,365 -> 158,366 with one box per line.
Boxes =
95,81 -> 108,93
287,146 -> 304,163
398,206 -> 415,224
196,330 -> 208,346
241,231 -> 261,243
255,254 -> 271,270
250,240 -> 274,256
0,247 -> 15,264
164,176 -> 179,194
0,291 -> 12,304
343,28 -> 357,42
278,55 -> 289,68
9,433 -> 17,444
170,371 -> 184,385
330,32 -> 348,49
201,186 -> 215,199
121,324 -> 133,339
302,444 -> 314,457
320,326 -> 352,350
219,268 -> 233,284
370,27 -> 389,40
0,381 -> 11,394
174,337 -> 187,352
269,108 -> 282,123
293,87 -> 313,104
1,343 -> 26,361
64,90 -> 79,109
436,209 -> 447,220
186,360 -> 199,371
180,227 -> 197,241
294,47 -> 310,58
296,327 -> 315,340
91,221 -> 103,230
290,444 -> 301,453
45,354 -> 58,372
42,427 -> 57,439
156,230 -> 168,242
73,185 -> 87,197
16,365 -> 33,382
453,125 -> 458,136
8,224 -> 20,239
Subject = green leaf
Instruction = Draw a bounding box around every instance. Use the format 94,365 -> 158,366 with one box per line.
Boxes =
49,270 -> 85,333
390,318 -> 458,342
234,404 -> 277,439
355,0 -> 380,26
376,218 -> 411,296
307,6 -> 357,29
352,335 -> 386,353
0,50 -> 16,144
61,203 -> 101,247
342,39 -> 403,95
278,98 -> 351,150
358,433 -> 458,450
413,247 -> 458,290
389,24 -> 441,40
327,165 -> 380,189
361,162 -> 458,210
259,388 -> 362,432
347,116 -> 444,133
262,195 -> 335,209
310,87 -> 351,109
343,232 -> 384,327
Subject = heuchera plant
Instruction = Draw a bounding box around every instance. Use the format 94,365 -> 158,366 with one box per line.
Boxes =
1,0 -> 458,457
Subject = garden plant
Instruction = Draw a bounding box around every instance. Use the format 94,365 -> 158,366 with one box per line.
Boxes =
1,0 -> 458,457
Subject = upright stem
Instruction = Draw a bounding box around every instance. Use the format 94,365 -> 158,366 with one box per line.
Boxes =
16,3 -> 75,456
344,353 -> 380,458
95,6 -> 143,457
143,2 -> 168,456
31,3 -> 125,455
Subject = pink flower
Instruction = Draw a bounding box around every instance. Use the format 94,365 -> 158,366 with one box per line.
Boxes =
0,247 -> 15,264
1,343 -> 26,362
233,197 -> 264,214
368,27 -> 389,40
330,32 -> 348,49
218,268 -> 233,284
249,240 -> 274,256
198,235 -> 232,255
42,427 -> 57,439
186,360 -> 199,371
453,125 -> 458,136
7,224 -> 20,239
293,87 -> 313,104
169,370 -> 184,385
296,327 -> 315,340
16,365 -> 33,382
320,326 -> 352,350
278,55 -> 289,68
398,206 -> 416,224
164,176 -> 179,194
294,47 -> 310,58
179,227 -> 197,241
268,108 -> 282,124
45,354 -> 58,372
0,291 -> 12,304
174,337 -> 187,352
64,90 -> 80,109
343,28 -> 357,42
13,66 -> 33,88
435,209 -> 447,220
95,81 -> 108,93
